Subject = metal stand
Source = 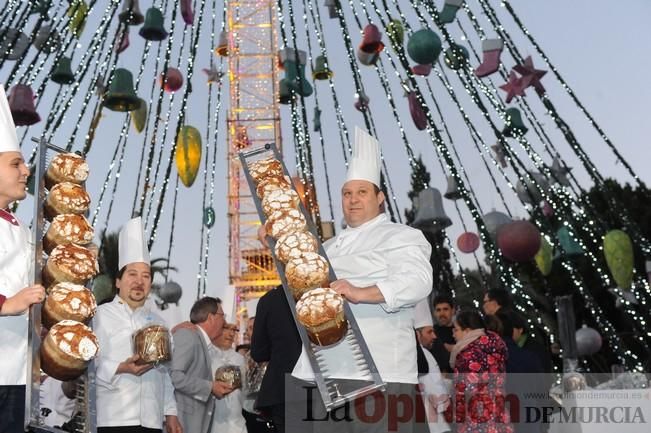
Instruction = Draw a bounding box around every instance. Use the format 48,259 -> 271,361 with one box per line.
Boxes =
239,143 -> 386,411
25,136 -> 97,433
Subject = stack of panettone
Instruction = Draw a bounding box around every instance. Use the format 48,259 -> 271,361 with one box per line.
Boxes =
39,153 -> 99,381
250,157 -> 347,347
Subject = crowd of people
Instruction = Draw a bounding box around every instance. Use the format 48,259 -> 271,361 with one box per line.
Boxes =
0,84 -> 554,433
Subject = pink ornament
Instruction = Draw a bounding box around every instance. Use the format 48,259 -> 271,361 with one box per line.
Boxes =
407,92 -> 427,130
180,0 -> 194,25
411,64 -> 432,76
496,220 -> 541,262
159,67 -> 183,92
457,232 -> 480,254
499,71 -> 526,103
541,201 -> 553,217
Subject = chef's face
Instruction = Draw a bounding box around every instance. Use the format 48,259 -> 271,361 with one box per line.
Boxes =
341,180 -> 385,228
116,262 -> 152,309
434,302 -> 455,327
0,151 -> 29,209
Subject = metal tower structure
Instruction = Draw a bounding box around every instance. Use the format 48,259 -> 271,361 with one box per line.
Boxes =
226,0 -> 282,312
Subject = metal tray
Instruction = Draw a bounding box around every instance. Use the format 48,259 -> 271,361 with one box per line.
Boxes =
239,143 -> 386,411
25,136 -> 97,433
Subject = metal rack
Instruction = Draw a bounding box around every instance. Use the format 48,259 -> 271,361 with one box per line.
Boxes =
25,136 -> 97,433
239,143 -> 386,411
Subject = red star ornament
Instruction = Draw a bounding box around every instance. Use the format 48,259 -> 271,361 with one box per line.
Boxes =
513,56 -> 547,96
499,71 -> 526,103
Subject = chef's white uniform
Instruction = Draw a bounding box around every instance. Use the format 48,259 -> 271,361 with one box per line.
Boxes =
94,297 -> 177,429
418,347 -> 451,433
209,346 -> 246,433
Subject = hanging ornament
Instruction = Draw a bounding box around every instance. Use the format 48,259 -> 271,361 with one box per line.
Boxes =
513,56 -> 547,96
202,66 -> 223,85
534,236 -> 553,276
443,43 -> 469,70
130,98 -> 147,133
499,71 -> 526,103
443,175 -> 461,200
279,48 -> 312,97
438,0 -> 463,25
176,125 -> 202,187
103,68 -> 141,112
30,0 -> 51,18
116,28 -> 130,54
33,25 -> 61,54
180,0 -> 194,25
359,24 -> 385,54
50,56 -> 75,85
356,49 -> 380,66
312,55 -> 333,80
411,63 -> 432,76
482,210 -> 512,239
407,28 -> 442,66
0,29 -> 29,60
575,325 -> 602,357
603,230 -> 634,290
9,84 -> 41,126
354,92 -> 369,112
474,39 -> 503,78
119,0 -> 144,26
278,79 -> 292,105
541,201 -> 553,217
411,188 -> 452,233
203,206 -> 216,228
313,107 -> 322,132
550,157 -> 572,186
159,67 -> 184,93
496,220 -> 541,262
139,7 -> 168,41
457,232 -> 480,254
67,1 -> 88,38
490,142 -> 508,168
215,30 -> 228,56
159,281 -> 182,304
386,19 -> 404,46
515,172 -> 550,205
554,226 -> 583,259
324,0 -> 337,19
502,107 -> 528,137
407,92 -> 427,130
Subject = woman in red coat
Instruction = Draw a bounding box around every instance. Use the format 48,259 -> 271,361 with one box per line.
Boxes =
450,311 -> 513,433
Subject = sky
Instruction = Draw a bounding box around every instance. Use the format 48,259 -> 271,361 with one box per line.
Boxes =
4,0 -> 651,324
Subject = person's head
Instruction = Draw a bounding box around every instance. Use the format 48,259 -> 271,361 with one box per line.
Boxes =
246,316 -> 255,341
115,262 -> 152,309
453,310 -> 485,342
416,325 -> 436,350
495,310 -> 516,341
0,151 -> 29,209
190,296 -> 225,340
510,311 -> 526,341
215,322 -> 238,349
341,180 -> 385,228
484,314 -> 503,336
433,294 -> 455,327
482,288 -> 512,315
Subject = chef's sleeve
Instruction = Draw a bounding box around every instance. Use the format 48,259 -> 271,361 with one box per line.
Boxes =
94,313 -> 124,388
162,367 -> 178,416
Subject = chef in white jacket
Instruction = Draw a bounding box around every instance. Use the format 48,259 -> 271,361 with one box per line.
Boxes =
94,217 -> 182,433
0,84 -> 46,433
414,299 -> 451,433
292,127 -> 433,432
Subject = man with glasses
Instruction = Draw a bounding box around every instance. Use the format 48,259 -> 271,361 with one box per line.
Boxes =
171,297 -> 233,433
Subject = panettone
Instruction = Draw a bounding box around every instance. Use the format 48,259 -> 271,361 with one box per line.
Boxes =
43,214 -> 94,254
42,244 -> 99,289
265,208 -> 306,239
44,182 -> 91,220
132,325 -> 172,365
255,174 -> 291,198
40,320 -> 99,381
261,187 -> 300,217
295,288 -> 347,347
42,282 -> 97,329
215,365 -> 242,389
45,153 -> 89,190
249,157 -> 284,184
274,230 -> 318,264
284,252 -> 329,299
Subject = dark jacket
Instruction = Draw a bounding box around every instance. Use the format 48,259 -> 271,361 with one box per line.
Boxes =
430,325 -> 454,373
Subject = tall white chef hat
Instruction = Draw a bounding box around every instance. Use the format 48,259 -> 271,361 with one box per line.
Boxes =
345,126 -> 381,187
414,298 -> 434,329
0,85 -> 19,153
118,217 -> 151,270
246,298 -> 260,319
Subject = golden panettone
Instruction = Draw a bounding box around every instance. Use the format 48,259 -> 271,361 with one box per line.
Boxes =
44,182 -> 91,220
274,230 -> 318,264
295,288 -> 347,347
284,252 -> 329,299
42,282 -> 97,329
215,365 -> 242,389
40,320 -> 99,381
43,214 -> 94,254
265,208 -> 306,239
255,174 -> 291,198
42,244 -> 99,289
45,153 -> 89,190
261,187 -> 300,217
249,157 -> 284,184
133,325 -> 172,365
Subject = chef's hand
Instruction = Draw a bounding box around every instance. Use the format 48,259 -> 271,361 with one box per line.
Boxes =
331,279 -> 361,304
0,284 -> 46,316
165,415 -> 183,433
212,380 -> 234,398
116,355 -> 153,376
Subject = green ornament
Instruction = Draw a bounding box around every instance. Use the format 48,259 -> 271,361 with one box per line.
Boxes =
534,236 -> 553,276
386,19 -> 404,46
203,207 -> 216,228
444,43 -> 469,70
555,226 -> 583,258
603,230 -> 634,289
407,28 -> 442,66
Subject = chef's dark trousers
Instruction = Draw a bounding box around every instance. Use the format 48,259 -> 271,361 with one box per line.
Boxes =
0,385 -> 25,433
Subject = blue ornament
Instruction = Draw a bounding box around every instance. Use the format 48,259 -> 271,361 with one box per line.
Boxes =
203,206 -> 215,228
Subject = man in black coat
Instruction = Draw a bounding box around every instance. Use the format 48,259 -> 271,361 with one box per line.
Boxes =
429,294 -> 456,373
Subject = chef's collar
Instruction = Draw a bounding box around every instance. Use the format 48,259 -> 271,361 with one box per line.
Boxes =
340,212 -> 387,235
0,208 -> 18,226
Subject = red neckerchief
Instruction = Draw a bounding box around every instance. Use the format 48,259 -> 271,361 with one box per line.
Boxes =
0,208 -> 19,226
